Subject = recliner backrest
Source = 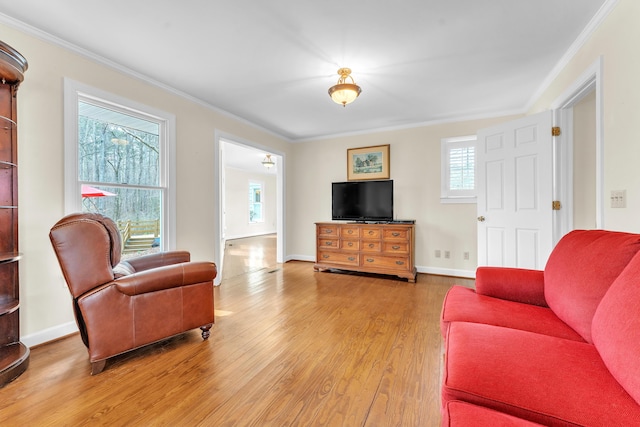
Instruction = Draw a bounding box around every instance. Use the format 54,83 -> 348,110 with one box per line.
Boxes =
49,213 -> 122,298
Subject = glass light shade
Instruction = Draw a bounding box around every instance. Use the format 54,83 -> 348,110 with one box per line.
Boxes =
329,83 -> 362,106
328,68 -> 362,106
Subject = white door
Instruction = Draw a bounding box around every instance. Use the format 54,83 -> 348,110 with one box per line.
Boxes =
477,111 -> 554,269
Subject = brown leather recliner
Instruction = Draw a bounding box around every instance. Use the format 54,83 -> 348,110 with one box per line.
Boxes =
49,213 -> 216,374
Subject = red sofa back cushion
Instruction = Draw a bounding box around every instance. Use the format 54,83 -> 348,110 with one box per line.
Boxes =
592,250 -> 640,405
544,230 -> 640,342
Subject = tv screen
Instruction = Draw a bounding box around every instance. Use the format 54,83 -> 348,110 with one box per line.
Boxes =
332,180 -> 393,221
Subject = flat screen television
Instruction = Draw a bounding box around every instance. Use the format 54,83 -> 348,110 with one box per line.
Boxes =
332,180 -> 393,222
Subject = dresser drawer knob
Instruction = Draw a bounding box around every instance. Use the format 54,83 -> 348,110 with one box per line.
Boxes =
396,261 -> 405,265
325,241 -> 333,246
369,243 -> 374,248
325,229 -> 333,233
348,257 -> 355,261
348,230 -> 353,234
347,242 -> 353,247
392,245 -> 400,250
366,258 -> 374,263
323,254 -> 330,259
392,232 -> 400,237
368,231 -> 374,235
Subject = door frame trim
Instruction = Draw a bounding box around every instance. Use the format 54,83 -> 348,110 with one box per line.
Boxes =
551,56 -> 604,239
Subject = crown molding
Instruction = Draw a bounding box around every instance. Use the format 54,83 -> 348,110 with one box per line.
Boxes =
293,107 -> 525,143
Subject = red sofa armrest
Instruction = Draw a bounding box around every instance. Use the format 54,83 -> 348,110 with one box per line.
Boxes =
114,262 -> 217,296
475,266 -> 547,307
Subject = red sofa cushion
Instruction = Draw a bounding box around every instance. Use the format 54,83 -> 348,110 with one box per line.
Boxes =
442,322 -> 640,426
443,401 -> 545,427
592,250 -> 640,405
440,286 -> 584,341
544,229 -> 640,342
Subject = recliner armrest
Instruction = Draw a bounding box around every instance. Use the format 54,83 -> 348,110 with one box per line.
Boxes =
114,261 -> 217,296
124,250 -> 191,272
475,266 -> 547,307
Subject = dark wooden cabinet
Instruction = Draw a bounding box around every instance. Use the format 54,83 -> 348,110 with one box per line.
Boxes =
314,222 -> 417,282
0,41 -> 28,387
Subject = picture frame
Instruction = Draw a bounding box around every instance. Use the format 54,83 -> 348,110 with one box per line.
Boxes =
347,144 -> 390,181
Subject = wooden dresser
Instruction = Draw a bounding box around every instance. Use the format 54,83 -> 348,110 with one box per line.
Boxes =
314,222 -> 416,282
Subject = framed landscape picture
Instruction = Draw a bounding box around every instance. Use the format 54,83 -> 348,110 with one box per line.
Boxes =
347,144 -> 390,181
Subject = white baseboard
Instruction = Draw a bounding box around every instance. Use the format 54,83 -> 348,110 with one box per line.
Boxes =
416,266 -> 476,279
22,321 -> 79,348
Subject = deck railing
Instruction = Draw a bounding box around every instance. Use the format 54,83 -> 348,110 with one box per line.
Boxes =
117,219 -> 160,253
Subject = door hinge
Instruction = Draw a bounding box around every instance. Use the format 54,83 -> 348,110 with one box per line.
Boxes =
552,126 -> 561,136
552,200 -> 561,210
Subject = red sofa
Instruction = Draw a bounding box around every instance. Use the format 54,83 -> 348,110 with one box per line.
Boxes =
440,230 -> 640,426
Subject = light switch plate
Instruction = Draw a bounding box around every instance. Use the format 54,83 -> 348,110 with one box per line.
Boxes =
611,190 -> 626,208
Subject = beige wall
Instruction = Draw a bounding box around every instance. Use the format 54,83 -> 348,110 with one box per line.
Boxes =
529,0 -> 639,233
288,116 -> 521,275
224,168 -> 277,238
1,23 -> 290,341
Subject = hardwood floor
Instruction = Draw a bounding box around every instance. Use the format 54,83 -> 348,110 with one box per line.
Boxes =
0,236 -> 473,426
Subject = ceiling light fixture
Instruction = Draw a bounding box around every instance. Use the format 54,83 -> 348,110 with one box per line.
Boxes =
262,154 -> 275,168
328,68 -> 361,107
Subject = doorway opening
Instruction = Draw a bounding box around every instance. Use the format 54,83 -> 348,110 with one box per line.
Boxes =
214,134 -> 285,285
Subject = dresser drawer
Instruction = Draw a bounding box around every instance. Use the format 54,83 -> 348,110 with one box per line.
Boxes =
362,227 -> 381,239
341,239 -> 360,251
361,241 -> 381,252
361,254 -> 411,271
383,228 -> 409,240
318,238 -> 339,248
318,224 -> 339,237
341,226 -> 360,238
318,251 -> 359,266
383,241 -> 409,254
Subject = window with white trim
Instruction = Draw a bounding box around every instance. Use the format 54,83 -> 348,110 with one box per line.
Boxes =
64,79 -> 176,254
441,135 -> 477,203
249,181 -> 264,223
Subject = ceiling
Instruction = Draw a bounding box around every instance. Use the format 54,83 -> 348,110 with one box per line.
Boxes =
0,0 -> 609,141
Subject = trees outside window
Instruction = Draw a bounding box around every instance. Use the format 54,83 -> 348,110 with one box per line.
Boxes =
64,80 -> 176,254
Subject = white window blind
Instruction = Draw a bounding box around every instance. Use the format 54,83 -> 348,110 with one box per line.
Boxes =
441,136 -> 477,203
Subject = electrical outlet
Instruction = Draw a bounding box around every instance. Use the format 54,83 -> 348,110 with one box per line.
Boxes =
444,251 -> 450,259
463,251 -> 469,260
611,190 -> 626,208
435,250 -> 441,258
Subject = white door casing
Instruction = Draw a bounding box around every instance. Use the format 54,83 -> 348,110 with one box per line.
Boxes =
477,111 -> 554,269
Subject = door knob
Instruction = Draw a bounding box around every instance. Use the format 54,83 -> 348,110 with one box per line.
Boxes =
477,216 -> 486,222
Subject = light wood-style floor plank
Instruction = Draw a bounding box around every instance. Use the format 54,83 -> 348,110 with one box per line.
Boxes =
0,235 -> 473,426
